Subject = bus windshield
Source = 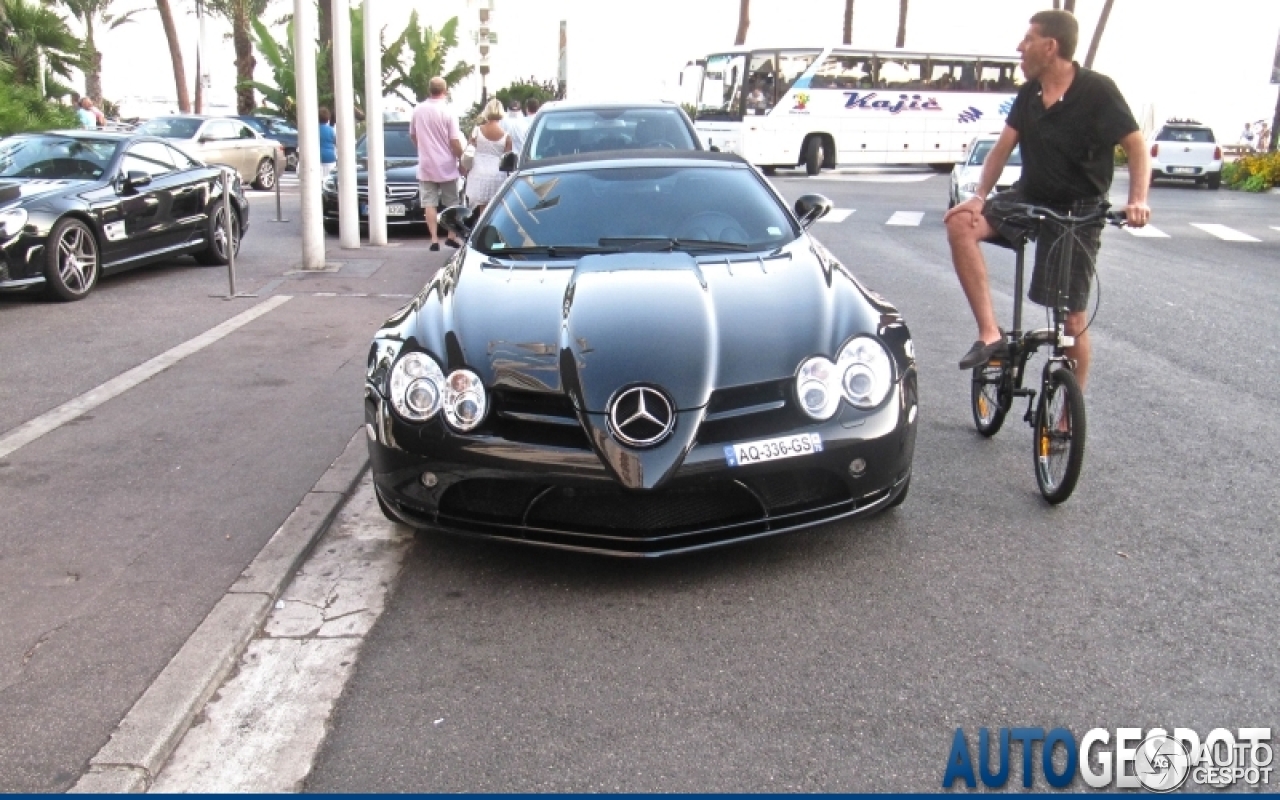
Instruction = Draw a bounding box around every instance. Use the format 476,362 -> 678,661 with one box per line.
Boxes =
697,53 -> 746,120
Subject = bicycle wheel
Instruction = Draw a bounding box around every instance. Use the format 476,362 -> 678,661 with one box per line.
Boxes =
970,362 -> 1008,436
1033,367 -> 1086,504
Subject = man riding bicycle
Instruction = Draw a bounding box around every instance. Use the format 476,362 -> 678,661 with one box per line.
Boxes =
944,9 -> 1151,390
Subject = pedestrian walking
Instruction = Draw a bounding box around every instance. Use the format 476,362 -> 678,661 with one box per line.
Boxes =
318,107 -> 337,170
504,97 -> 540,157
408,76 -> 465,251
1238,121 -> 1255,152
463,99 -> 513,212
942,8 -> 1150,392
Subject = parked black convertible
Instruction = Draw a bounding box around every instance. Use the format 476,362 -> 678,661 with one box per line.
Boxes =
0,131 -> 248,301
364,151 -> 917,557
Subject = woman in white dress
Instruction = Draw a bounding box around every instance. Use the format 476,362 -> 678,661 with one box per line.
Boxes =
463,99 -> 512,211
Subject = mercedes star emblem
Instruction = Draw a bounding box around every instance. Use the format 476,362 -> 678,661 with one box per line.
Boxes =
608,386 -> 675,448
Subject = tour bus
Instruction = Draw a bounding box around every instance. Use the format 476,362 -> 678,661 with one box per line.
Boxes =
694,46 -> 1024,174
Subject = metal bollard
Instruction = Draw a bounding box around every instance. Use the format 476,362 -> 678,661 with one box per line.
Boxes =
220,167 -> 255,300
271,152 -> 289,223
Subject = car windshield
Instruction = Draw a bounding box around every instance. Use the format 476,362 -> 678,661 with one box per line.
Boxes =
136,117 -> 203,139
473,165 -> 796,258
0,136 -> 118,180
967,140 -> 1022,166
526,109 -> 696,160
357,127 -> 417,159
1156,127 -> 1214,143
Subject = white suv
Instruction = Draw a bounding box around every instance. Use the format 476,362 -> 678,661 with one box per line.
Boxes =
1149,119 -> 1223,190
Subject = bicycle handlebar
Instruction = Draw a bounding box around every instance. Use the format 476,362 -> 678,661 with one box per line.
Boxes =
1008,202 -> 1127,227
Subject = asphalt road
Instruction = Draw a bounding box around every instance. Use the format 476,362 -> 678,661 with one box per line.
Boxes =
302,172 -> 1280,792
2,171 -> 1277,792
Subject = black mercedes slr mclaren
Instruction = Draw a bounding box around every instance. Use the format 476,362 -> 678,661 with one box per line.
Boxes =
0,131 -> 247,301
364,151 -> 917,557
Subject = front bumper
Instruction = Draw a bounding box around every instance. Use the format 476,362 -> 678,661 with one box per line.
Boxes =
0,235 -> 47,292
322,189 -> 425,226
364,374 -> 918,557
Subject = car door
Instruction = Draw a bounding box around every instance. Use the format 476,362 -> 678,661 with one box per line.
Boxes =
197,119 -> 241,176
106,141 -> 183,263
162,143 -> 211,246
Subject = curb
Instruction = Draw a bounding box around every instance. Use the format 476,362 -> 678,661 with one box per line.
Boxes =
69,428 -> 370,793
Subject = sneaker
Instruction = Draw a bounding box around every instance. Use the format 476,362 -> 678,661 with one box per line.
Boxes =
958,331 -> 1007,370
444,239 -> 461,249
429,242 -> 440,252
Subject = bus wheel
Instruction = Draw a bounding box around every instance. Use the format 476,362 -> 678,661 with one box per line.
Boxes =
804,137 -> 824,176
762,166 -> 777,176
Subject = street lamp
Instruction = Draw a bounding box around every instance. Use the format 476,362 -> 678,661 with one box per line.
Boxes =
478,1 -> 493,106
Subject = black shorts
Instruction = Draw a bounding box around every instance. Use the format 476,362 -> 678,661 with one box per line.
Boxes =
983,189 -> 1105,313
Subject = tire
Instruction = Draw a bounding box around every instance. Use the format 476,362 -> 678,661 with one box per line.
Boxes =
1207,172 -> 1221,190
803,136 -> 825,176
323,219 -> 339,235
761,165 -> 777,176
43,217 -> 100,301
885,477 -> 910,509
970,362 -> 1008,437
193,203 -> 241,266
285,149 -> 298,171
252,157 -> 276,190
1033,367 -> 1086,504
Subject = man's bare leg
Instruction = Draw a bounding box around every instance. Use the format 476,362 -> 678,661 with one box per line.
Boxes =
1065,310 -> 1090,390
945,209 -> 1003,344
424,207 -> 440,244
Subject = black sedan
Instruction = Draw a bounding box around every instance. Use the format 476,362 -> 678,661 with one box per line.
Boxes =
0,131 -> 248,301
364,151 -> 917,557
321,121 -> 425,233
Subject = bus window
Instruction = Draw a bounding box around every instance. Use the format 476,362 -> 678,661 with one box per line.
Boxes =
878,57 -> 929,90
810,53 -> 876,90
698,53 -> 747,119
775,50 -> 820,99
926,59 -> 977,91
747,51 -> 776,114
977,61 -> 1022,91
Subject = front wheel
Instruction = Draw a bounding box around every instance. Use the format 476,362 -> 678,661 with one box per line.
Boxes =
803,136 -> 824,176
193,203 -> 241,266
44,217 -> 100,301
253,157 -> 277,190
970,362 -> 1008,436
1033,367 -> 1086,504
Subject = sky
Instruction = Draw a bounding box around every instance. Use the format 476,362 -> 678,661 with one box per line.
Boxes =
88,0 -> 1280,140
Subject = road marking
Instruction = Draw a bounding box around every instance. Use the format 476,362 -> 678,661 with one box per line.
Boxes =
1125,224 -> 1170,238
151,479 -> 411,792
1271,226 -> 1280,233
818,208 -> 854,223
886,211 -> 925,226
1191,223 -> 1260,242
0,295 -> 292,461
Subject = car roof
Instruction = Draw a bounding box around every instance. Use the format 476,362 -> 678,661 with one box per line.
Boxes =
536,100 -> 682,113
516,150 -> 748,174
18,130 -> 132,142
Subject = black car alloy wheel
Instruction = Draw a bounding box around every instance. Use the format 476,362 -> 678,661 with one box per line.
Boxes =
195,204 -> 241,265
45,217 -> 100,301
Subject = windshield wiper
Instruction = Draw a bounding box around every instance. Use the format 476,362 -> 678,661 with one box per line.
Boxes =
486,244 -> 621,258
598,236 -> 751,252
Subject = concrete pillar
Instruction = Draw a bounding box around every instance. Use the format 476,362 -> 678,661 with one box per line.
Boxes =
363,0 -> 386,245
331,0 -> 359,249
293,0 -> 324,269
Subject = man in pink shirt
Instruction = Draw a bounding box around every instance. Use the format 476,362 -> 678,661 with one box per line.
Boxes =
408,77 -> 465,251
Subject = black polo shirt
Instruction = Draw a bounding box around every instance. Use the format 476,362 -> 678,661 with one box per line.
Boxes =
1006,64 -> 1138,205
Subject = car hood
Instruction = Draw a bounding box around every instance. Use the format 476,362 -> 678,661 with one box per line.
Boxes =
355,157 -> 419,182
380,238 -> 905,488
955,163 -> 1022,187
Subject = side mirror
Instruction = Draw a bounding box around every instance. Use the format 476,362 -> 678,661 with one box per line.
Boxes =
119,170 -> 152,191
438,204 -> 474,238
499,151 -> 518,173
794,194 -> 832,229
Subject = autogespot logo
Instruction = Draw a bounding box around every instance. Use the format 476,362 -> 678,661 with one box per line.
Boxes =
942,726 -> 1272,791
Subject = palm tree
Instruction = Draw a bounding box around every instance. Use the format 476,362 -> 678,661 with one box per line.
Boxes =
1082,0 -> 1114,69
1,0 -> 80,92
155,0 -> 190,112
205,0 -> 271,114
842,0 -> 854,45
244,16 -> 298,120
895,0 -> 908,48
733,0 -> 748,46
385,12 -> 472,105
57,0 -> 146,104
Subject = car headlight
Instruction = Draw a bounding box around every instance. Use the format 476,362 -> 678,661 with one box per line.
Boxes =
388,352 -> 445,422
442,369 -> 487,431
836,336 -> 892,409
795,336 -> 893,420
0,208 -> 28,237
322,173 -> 337,193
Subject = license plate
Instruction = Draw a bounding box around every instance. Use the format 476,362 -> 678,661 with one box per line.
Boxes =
360,204 -> 407,216
1168,166 -> 1196,174
724,433 -> 823,467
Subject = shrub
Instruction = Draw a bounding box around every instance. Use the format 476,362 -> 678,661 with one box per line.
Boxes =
1223,150 -> 1280,192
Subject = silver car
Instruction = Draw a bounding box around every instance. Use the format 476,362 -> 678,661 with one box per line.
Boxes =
134,115 -> 283,190
949,134 -> 1022,208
